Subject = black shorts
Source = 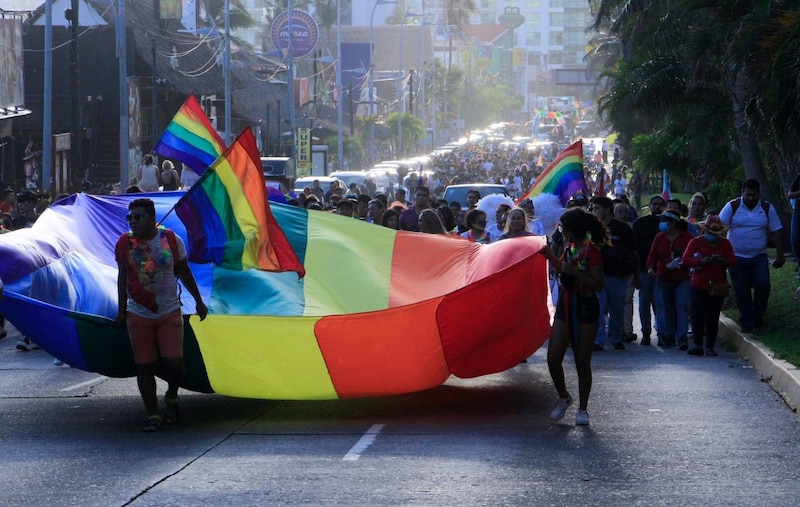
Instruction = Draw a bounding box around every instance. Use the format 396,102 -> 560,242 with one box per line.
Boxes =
554,291 -> 599,325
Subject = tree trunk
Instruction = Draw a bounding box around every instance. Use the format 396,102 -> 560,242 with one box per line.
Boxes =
731,67 -> 776,203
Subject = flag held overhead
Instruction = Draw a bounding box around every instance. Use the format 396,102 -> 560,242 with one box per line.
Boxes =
154,95 -> 226,176
175,128 -> 305,277
517,140 -> 587,206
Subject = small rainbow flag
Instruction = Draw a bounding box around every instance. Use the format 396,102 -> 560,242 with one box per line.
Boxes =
661,169 -> 673,201
517,140 -> 587,206
175,128 -> 304,276
154,95 -> 226,175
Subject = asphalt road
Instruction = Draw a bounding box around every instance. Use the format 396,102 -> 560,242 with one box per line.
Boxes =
1,322 -> 799,507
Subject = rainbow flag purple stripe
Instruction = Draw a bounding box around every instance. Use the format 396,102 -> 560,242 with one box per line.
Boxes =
154,95 -> 226,176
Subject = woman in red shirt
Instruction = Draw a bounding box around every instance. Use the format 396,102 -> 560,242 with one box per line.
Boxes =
681,215 -> 736,356
646,211 -> 694,349
544,208 -> 609,426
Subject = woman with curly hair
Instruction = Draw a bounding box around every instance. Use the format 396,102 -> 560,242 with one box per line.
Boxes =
544,207 -> 609,426
461,209 -> 490,243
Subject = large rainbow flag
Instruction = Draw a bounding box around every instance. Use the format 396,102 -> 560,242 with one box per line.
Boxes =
0,194 -> 552,399
517,140 -> 586,206
175,128 -> 304,276
154,95 -> 226,175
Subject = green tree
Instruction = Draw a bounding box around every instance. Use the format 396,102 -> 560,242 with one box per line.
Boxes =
201,0 -> 257,49
323,134 -> 365,168
588,0 -> 800,208
384,112 -> 425,155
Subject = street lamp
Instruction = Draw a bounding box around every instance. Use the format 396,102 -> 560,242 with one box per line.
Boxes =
369,0 -> 397,164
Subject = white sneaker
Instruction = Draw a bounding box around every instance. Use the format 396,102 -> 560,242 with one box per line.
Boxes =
549,396 -> 572,421
575,410 -> 590,426
53,358 -> 64,366
16,338 -> 31,352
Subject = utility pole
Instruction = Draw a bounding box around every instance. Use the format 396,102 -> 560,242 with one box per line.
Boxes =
67,0 -> 81,185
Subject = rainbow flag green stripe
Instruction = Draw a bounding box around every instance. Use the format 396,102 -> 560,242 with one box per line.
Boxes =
176,129 -> 304,274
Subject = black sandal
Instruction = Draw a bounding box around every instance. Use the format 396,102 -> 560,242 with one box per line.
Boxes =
165,397 -> 180,425
142,415 -> 163,432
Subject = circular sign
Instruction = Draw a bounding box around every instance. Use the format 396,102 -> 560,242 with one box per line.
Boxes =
270,10 -> 319,59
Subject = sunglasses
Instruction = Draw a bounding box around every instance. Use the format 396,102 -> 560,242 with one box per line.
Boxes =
126,212 -> 150,222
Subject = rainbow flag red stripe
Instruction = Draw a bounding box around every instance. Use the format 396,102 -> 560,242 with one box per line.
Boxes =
517,140 -> 587,206
175,128 -> 304,276
154,95 -> 226,175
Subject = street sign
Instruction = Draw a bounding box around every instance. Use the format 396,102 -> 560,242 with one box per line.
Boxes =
270,10 -> 319,59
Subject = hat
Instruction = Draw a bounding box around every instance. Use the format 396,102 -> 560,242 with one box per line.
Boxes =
698,215 -> 728,236
17,191 -> 36,203
660,210 -> 681,222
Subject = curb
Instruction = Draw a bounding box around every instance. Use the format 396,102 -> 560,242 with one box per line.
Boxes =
718,314 -> 800,412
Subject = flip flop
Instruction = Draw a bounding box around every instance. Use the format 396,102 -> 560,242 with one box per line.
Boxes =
142,415 -> 162,432
165,397 -> 180,425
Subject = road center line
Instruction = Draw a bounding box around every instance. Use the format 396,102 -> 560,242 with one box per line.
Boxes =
59,375 -> 108,392
342,424 -> 386,461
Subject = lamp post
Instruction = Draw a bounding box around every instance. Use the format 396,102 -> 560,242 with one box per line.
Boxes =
369,0 -> 397,164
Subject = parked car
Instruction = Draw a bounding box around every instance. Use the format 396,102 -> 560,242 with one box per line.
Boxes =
292,176 -> 346,197
443,184 -> 509,211
329,171 -> 370,193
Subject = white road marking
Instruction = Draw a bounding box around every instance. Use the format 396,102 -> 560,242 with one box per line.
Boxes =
342,424 -> 386,461
59,375 -> 108,392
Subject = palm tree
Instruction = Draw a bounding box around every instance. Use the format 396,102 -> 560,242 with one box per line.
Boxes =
588,0 -> 798,205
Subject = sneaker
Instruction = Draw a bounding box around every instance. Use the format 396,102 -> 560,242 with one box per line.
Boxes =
678,342 -> 689,351
575,410 -> 590,426
706,349 -> 718,357
612,342 -> 626,350
549,396 -> 573,421
641,336 -> 651,346
0,329 -> 7,340
53,358 -> 64,366
623,333 -> 637,343
16,338 -> 32,352
687,347 -> 704,356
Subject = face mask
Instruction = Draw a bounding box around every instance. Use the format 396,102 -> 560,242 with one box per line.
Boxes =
659,222 -> 670,232
704,233 -> 718,242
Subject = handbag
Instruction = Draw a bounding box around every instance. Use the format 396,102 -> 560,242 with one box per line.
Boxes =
708,281 -> 731,297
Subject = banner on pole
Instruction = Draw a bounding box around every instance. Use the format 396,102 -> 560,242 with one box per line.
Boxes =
297,128 -> 312,173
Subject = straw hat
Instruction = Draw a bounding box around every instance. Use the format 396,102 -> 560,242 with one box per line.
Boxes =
698,215 -> 729,236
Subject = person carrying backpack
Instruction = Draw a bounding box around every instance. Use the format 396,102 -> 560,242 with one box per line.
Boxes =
718,179 -> 785,333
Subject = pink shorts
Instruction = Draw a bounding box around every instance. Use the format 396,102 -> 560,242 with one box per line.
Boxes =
126,310 -> 184,364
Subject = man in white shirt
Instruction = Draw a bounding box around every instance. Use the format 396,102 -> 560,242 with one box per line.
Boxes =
719,179 -> 785,333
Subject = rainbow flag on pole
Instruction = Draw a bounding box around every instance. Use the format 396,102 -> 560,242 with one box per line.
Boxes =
175,128 -> 304,277
517,140 -> 586,206
154,95 -> 226,175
